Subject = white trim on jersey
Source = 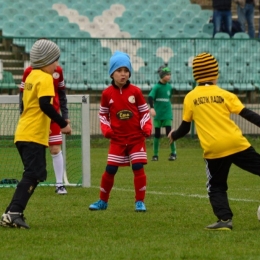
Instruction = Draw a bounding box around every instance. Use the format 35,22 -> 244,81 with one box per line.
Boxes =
49,134 -> 62,143
20,82 -> 24,90
138,103 -> 149,112
140,112 -> 150,129
58,80 -> 65,88
99,115 -> 111,128
99,105 -> 109,114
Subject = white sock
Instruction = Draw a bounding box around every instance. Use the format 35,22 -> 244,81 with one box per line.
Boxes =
51,151 -> 64,186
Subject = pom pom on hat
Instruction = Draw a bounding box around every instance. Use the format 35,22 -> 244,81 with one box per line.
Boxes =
30,39 -> 60,69
192,52 -> 219,83
157,65 -> 171,79
109,51 -> 132,77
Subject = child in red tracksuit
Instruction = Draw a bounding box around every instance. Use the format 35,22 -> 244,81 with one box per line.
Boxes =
89,51 -> 152,212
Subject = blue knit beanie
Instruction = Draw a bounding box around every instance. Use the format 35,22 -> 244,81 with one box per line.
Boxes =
109,51 -> 132,77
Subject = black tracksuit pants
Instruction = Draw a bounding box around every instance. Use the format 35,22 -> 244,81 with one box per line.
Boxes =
5,142 -> 46,213
205,146 -> 260,220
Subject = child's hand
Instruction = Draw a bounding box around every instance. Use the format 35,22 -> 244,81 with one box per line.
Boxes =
104,130 -> 115,139
142,131 -> 150,137
167,129 -> 175,144
150,108 -> 156,117
142,126 -> 151,137
61,124 -> 72,135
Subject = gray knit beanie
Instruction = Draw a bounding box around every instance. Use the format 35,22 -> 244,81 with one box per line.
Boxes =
30,39 -> 60,69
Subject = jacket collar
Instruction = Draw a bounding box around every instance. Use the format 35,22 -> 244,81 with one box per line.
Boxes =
111,80 -> 130,89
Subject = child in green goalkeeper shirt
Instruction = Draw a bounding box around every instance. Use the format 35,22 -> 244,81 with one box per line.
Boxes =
148,65 -> 177,161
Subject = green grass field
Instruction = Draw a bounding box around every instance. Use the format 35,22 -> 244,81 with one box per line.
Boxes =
1,137 -> 260,259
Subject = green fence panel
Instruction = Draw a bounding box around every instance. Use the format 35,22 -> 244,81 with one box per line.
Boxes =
1,37 -> 260,135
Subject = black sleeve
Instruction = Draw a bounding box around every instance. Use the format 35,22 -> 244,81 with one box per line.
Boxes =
39,96 -> 68,128
148,96 -> 154,108
58,88 -> 69,119
19,91 -> 23,115
239,107 -> 260,127
171,121 -> 191,141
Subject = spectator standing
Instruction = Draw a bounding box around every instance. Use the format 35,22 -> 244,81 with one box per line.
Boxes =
0,39 -> 71,229
235,0 -> 257,38
20,65 -> 69,195
148,65 -> 177,161
89,51 -> 152,212
212,0 -> 232,37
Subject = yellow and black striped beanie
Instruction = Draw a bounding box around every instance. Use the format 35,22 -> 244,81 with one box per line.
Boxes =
192,52 -> 218,83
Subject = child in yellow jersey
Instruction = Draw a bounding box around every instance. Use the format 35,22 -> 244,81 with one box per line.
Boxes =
0,39 -> 71,229
168,52 -> 260,231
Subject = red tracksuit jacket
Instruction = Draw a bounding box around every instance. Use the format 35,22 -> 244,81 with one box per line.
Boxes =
99,82 -> 152,145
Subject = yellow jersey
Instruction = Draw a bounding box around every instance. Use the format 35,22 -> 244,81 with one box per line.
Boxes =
14,69 -> 55,146
183,85 -> 250,158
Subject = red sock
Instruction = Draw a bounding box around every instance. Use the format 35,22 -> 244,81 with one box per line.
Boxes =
99,171 -> 115,202
133,168 -> 146,202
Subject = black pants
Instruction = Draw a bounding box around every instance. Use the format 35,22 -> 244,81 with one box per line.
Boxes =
5,142 -> 47,213
16,141 -> 47,181
205,146 -> 260,220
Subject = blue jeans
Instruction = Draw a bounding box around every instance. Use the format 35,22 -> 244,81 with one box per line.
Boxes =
213,10 -> 232,37
237,3 -> 255,38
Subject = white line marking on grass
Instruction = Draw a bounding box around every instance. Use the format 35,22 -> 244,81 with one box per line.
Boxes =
92,186 -> 260,203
